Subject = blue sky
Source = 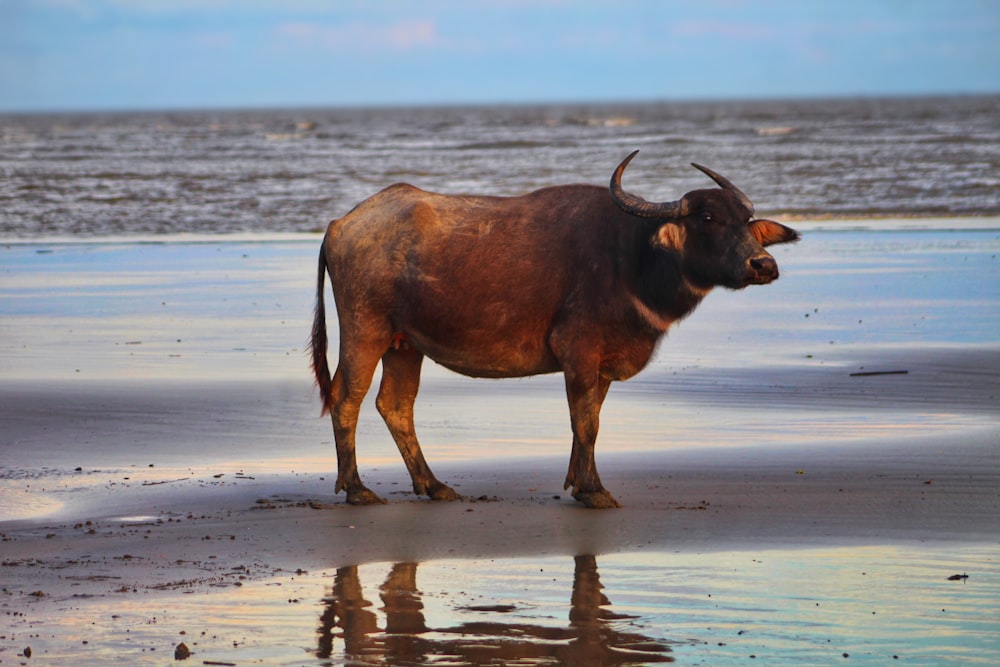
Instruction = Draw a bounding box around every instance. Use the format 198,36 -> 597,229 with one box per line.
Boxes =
3,0 -> 999,112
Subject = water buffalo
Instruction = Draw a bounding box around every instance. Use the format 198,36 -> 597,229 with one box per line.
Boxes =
311,151 -> 798,508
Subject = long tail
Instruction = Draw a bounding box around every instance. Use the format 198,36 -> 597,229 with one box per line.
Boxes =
310,241 -> 334,416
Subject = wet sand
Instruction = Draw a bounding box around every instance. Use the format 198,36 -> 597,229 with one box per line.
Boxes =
2,221 -> 999,664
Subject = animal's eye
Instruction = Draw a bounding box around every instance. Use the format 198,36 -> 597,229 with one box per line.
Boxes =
701,211 -> 714,224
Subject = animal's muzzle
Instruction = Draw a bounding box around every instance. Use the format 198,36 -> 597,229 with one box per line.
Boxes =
747,254 -> 779,284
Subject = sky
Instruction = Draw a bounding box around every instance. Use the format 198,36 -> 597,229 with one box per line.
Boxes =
2,0 -> 999,112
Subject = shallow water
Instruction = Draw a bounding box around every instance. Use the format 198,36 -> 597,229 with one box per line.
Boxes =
6,546 -> 998,665
2,225 -> 998,380
1,225 -> 999,508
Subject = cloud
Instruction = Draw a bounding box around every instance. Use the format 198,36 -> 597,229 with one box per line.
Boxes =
275,19 -> 440,53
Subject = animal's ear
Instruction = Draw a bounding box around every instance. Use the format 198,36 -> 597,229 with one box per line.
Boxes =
749,219 -> 800,247
653,223 -> 686,251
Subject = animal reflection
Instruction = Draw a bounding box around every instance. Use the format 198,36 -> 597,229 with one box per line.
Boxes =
317,555 -> 673,665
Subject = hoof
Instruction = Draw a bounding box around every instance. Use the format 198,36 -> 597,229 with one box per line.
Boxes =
427,482 -> 461,502
574,489 -> 621,509
346,487 -> 387,506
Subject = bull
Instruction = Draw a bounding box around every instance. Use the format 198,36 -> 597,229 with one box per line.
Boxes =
310,151 -> 799,508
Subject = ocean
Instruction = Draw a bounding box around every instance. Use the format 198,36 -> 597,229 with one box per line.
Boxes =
1,95 -> 998,238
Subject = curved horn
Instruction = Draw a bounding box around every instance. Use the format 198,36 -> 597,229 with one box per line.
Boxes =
691,163 -> 754,215
610,150 -> 687,219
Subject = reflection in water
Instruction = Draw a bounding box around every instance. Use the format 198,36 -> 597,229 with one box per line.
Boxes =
317,555 -> 673,665
5,545 -> 998,664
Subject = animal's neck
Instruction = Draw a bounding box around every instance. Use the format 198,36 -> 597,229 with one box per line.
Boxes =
632,253 -> 710,332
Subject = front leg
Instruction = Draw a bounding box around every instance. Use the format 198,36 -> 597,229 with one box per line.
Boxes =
562,371 -> 619,509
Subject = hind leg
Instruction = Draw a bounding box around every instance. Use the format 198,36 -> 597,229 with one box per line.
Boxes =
329,340 -> 386,505
376,346 -> 460,501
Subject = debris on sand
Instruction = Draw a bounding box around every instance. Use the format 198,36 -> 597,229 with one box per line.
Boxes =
849,370 -> 909,377
174,641 -> 191,660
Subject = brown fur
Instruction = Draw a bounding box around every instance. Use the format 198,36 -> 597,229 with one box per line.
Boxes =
310,159 -> 799,508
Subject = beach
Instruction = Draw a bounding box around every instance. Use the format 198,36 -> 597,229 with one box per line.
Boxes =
2,221 -> 999,665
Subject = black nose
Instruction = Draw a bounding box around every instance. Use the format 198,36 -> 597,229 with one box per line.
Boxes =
748,255 -> 779,283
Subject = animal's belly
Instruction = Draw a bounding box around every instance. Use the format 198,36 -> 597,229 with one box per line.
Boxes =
406,330 -> 560,379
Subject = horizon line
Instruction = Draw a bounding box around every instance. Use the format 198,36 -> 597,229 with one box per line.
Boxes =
3,90 -> 999,116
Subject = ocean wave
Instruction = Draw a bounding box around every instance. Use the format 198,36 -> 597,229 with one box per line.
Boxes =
1,96 -> 998,237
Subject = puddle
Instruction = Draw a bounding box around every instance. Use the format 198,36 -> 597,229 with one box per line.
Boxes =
0,481 -> 64,520
315,556 -> 674,666
4,545 -> 997,665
